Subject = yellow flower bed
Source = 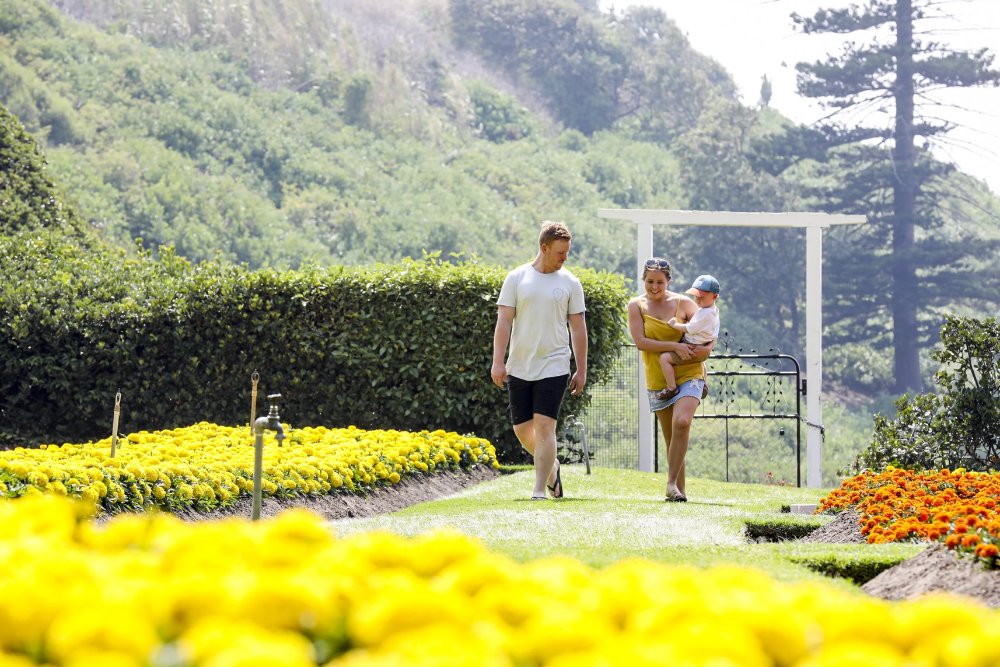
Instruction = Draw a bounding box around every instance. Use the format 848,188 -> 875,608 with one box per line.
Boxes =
3,495 -> 1000,667
0,423 -> 499,513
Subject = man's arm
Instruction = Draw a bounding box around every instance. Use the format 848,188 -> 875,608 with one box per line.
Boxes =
568,311 -> 588,395
491,306 -> 515,387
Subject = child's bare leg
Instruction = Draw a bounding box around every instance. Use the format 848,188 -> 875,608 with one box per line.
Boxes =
659,352 -> 678,389
655,352 -> 680,400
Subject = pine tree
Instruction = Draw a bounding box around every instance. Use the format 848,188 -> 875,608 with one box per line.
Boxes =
792,0 -> 1000,392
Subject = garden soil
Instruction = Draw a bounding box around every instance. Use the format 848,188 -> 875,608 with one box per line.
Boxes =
100,466 -> 499,524
805,509 -> 1000,608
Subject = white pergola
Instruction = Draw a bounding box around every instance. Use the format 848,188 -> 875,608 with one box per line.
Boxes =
597,209 -> 867,488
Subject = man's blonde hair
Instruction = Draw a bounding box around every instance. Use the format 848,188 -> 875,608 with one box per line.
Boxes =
539,220 -> 572,247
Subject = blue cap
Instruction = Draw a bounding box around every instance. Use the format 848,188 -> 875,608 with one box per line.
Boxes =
690,274 -> 720,294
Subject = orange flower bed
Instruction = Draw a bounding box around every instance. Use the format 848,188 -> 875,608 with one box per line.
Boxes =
819,467 -> 1000,568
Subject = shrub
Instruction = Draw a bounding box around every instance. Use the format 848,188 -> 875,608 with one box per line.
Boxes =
0,244 -> 630,462
857,316 -> 1000,472
789,553 -> 904,585
467,81 -> 534,143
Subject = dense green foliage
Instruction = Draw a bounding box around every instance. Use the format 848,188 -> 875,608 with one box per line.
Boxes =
0,233 -> 630,459
858,316 -> 1000,472
2,0 -> 999,401
0,102 -> 87,237
450,0 -> 628,134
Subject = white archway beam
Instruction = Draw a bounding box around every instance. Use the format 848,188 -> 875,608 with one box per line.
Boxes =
598,209 -> 865,228
598,208 -> 866,488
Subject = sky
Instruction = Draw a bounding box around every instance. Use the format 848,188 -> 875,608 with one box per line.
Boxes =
600,0 -> 1000,194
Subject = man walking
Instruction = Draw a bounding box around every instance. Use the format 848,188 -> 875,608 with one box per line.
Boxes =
491,221 -> 588,500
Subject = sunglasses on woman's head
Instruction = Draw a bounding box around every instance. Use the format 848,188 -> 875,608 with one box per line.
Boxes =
644,258 -> 671,271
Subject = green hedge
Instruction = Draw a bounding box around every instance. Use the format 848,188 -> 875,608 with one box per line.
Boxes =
788,552 -> 909,586
0,236 -> 630,460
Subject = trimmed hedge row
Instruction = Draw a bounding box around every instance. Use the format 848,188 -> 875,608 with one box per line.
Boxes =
0,234 -> 630,460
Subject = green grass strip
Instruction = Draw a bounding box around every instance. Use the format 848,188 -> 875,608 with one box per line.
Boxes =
330,466 -> 924,588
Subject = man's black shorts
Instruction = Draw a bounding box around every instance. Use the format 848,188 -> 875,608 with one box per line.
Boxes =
507,374 -> 569,425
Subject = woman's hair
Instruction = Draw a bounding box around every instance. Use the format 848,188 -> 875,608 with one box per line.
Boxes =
539,220 -> 572,247
642,257 -> 672,280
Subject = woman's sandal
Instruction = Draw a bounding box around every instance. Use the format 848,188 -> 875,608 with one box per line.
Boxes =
664,491 -> 688,502
530,495 -> 547,501
547,464 -> 564,499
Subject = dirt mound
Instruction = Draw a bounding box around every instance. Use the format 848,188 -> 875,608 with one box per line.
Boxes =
803,509 -> 866,543
862,544 -> 1000,608
802,510 -> 1000,608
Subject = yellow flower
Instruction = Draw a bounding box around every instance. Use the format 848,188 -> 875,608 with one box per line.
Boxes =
46,606 -> 159,664
179,620 -> 315,667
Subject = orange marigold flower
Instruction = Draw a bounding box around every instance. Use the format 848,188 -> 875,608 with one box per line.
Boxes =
961,534 -> 981,548
945,534 -> 961,549
975,543 -> 1000,559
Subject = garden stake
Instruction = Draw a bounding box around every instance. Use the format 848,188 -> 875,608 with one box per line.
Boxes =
109,391 -> 122,458
249,371 -> 259,436
252,393 -> 285,520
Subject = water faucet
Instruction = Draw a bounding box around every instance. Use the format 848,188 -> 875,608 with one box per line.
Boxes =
251,393 -> 285,520
254,393 -> 285,444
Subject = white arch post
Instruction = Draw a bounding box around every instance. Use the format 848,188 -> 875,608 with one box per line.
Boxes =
597,209 -> 867,488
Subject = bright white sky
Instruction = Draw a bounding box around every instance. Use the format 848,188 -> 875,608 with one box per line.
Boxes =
601,0 -> 1000,194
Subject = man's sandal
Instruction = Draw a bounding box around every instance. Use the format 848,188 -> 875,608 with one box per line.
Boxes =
547,464 -> 564,498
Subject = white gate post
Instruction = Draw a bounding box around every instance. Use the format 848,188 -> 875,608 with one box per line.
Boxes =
805,225 -> 824,487
636,223 -> 654,472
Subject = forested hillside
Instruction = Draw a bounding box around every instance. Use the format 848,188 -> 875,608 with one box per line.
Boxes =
3,0 -> 727,273
2,0 -> 999,395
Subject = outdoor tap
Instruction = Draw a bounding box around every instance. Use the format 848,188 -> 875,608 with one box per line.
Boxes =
254,393 -> 285,446
252,393 -> 285,521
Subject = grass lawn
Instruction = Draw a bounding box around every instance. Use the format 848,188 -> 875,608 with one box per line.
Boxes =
330,466 -> 922,589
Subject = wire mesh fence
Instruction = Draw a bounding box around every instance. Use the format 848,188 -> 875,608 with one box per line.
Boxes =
573,344 -> 804,485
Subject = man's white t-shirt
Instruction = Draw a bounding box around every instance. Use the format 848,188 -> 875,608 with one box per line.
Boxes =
683,304 -> 720,345
498,263 -> 586,381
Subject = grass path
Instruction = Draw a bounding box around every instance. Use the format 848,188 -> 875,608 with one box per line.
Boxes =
330,466 -> 922,588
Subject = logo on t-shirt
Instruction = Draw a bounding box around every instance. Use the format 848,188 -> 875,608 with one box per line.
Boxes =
552,287 -> 567,302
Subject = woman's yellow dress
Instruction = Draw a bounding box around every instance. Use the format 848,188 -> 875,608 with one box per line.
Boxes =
640,306 -> 706,392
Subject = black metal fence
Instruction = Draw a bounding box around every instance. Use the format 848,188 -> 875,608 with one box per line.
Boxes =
571,344 -> 804,486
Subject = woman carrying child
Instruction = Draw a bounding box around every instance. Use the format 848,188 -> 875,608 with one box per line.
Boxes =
627,258 -> 716,502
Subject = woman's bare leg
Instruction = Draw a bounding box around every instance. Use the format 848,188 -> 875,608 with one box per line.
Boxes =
656,408 -> 684,496
659,396 -> 698,497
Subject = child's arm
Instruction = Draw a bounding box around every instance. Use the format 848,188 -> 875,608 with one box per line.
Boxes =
667,317 -> 688,333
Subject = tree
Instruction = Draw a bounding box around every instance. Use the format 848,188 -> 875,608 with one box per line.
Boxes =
673,98 -> 808,357
792,0 -> 1000,392
759,74 -> 772,108
0,101 -> 89,238
449,0 -> 628,134
609,6 -> 736,143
